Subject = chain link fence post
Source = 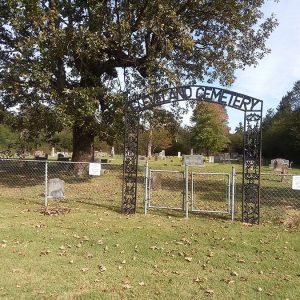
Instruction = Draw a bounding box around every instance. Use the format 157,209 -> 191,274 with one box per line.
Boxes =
144,160 -> 149,215
231,166 -> 236,222
44,161 -> 48,207
185,164 -> 189,218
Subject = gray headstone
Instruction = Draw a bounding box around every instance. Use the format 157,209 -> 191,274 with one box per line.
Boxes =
48,178 -> 65,199
271,158 -> 289,171
184,155 -> 204,166
152,173 -> 162,190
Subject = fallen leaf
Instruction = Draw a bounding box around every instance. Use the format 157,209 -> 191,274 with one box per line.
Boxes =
185,257 -> 192,262
123,283 -> 132,289
81,268 -> 89,272
205,289 -> 214,295
98,264 -> 107,272
139,281 -> 145,286
231,271 -> 239,277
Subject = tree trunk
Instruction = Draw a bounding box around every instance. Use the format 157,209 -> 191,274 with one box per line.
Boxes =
72,123 -> 94,162
147,129 -> 153,158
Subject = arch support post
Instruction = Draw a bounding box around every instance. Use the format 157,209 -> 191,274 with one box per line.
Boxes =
242,112 -> 262,224
122,104 -> 139,214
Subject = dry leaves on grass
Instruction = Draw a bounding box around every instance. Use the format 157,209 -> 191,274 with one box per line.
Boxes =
40,206 -> 71,216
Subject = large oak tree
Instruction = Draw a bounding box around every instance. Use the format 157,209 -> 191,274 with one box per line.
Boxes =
0,0 -> 277,161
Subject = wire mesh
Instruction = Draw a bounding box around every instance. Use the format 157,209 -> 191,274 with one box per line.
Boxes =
0,159 -> 135,211
0,159 -> 45,204
148,169 -> 185,210
191,172 -> 230,214
1,159 -> 299,220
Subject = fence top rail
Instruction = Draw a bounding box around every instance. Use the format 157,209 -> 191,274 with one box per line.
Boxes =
235,171 -> 300,177
150,169 -> 183,173
192,172 -> 230,176
0,158 -> 120,165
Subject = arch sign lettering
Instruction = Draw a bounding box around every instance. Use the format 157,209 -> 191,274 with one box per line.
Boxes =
122,85 -> 263,224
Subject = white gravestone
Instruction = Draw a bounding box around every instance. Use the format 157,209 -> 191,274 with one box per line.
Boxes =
48,178 -> 65,199
89,163 -> 101,176
208,156 -> 214,163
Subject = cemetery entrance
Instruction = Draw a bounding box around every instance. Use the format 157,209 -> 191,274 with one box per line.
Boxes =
122,85 -> 263,224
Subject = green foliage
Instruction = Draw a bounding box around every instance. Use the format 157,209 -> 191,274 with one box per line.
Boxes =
140,108 -> 180,156
190,103 -> 229,155
229,122 -> 244,154
0,0 -> 278,160
0,124 -> 18,149
263,81 -> 300,163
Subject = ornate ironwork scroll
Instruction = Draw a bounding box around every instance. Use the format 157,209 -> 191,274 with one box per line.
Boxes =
242,112 -> 262,224
122,103 -> 139,214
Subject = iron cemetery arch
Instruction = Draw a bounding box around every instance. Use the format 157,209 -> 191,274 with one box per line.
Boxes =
122,85 -> 263,224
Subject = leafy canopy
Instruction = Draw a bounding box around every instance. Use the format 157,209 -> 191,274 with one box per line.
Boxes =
0,0 -> 277,159
190,102 -> 229,155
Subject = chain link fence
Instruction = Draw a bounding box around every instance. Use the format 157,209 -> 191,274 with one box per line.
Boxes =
145,163 -> 299,221
0,159 -> 144,212
0,159 -> 299,221
147,169 -> 185,210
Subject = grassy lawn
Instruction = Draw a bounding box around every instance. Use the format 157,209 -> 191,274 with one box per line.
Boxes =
0,196 -> 300,299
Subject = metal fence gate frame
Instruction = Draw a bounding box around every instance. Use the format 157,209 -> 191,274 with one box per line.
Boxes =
191,172 -> 230,214
144,164 -> 187,214
144,164 -> 236,221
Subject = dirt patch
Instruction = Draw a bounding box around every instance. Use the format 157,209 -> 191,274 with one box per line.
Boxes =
39,205 -> 71,216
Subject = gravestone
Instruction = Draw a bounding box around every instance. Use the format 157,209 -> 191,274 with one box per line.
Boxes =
281,164 -> 289,182
271,158 -> 289,171
214,155 -> 221,163
184,155 -> 204,166
178,152 -> 181,158
139,155 -> 146,161
111,147 -> 115,157
48,178 -> 65,198
223,153 -> 231,164
208,156 -> 214,163
152,173 -> 162,190
154,153 -> 159,161
34,150 -> 44,157
158,150 -> 166,159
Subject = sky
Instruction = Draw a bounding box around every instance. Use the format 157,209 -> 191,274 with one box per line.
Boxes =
227,0 -> 300,131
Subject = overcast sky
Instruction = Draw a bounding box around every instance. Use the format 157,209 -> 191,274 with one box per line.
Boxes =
227,0 -> 300,131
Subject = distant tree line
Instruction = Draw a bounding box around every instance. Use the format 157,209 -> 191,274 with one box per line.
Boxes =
262,81 -> 300,163
1,81 -> 299,162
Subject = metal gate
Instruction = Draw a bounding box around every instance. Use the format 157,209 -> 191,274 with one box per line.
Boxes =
145,168 -> 186,213
144,164 -> 235,220
191,172 -> 230,213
